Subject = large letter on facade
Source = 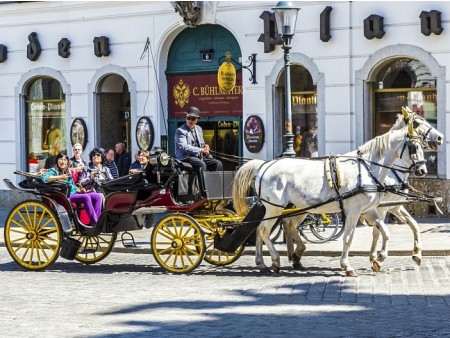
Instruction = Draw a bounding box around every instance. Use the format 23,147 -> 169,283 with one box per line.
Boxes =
93,36 -> 111,57
364,14 -> 385,40
27,32 -> 41,61
320,6 -> 332,42
420,10 -> 443,36
258,11 -> 282,53
58,38 -> 71,58
0,44 -> 7,63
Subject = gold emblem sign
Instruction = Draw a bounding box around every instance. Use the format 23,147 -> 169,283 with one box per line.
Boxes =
173,79 -> 190,108
217,52 -> 236,92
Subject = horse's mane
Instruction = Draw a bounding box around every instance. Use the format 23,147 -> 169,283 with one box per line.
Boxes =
358,128 -> 405,160
390,114 -> 405,131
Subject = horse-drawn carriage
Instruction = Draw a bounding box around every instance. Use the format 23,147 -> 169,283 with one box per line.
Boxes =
2,107 -> 445,276
2,150 -> 254,273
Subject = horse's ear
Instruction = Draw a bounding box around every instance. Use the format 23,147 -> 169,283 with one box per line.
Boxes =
408,120 -> 417,137
402,106 -> 409,118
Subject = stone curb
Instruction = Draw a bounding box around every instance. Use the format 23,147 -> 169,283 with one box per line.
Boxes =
1,241 -> 449,257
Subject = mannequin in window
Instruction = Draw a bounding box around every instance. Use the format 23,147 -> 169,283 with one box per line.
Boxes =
43,121 -> 63,169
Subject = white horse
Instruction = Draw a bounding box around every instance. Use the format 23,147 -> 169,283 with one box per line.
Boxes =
364,108 -> 443,267
280,108 -> 443,272
232,119 -> 427,276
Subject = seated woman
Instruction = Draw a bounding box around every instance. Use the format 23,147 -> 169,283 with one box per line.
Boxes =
79,147 -> 114,194
129,150 -> 155,181
42,151 -> 103,225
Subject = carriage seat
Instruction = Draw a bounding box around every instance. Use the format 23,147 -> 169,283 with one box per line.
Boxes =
19,178 -> 70,197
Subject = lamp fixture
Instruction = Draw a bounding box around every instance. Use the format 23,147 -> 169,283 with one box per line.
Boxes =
272,1 -> 300,157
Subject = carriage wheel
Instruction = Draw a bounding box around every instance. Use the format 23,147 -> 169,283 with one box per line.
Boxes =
151,214 -> 205,274
4,200 -> 62,270
71,232 -> 117,264
199,209 -> 245,266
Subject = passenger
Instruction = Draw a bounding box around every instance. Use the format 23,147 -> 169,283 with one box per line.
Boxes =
42,152 -> 102,225
129,150 -> 154,180
79,147 -> 114,194
69,143 -> 88,169
174,106 -> 222,197
114,142 -> 131,177
104,147 -> 119,179
129,150 -> 141,171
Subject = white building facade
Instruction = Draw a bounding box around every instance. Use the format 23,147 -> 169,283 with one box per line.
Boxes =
0,1 -> 448,215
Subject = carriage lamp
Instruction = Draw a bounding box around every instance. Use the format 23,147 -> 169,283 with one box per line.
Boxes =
272,1 -> 300,157
150,151 -> 170,166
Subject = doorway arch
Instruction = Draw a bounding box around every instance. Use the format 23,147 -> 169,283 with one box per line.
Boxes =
355,44 -> 446,176
266,53 -> 324,159
166,24 -> 243,170
90,65 -> 136,153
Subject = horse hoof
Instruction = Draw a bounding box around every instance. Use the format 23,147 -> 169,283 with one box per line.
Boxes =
372,260 -> 382,272
412,255 -> 422,266
260,267 -> 272,274
272,265 -> 281,274
377,253 -> 387,263
293,262 -> 306,270
346,270 -> 357,277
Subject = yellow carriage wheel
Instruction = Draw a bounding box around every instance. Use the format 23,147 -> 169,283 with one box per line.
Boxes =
200,209 -> 245,266
71,232 -> 117,264
151,214 -> 205,274
4,200 -> 62,270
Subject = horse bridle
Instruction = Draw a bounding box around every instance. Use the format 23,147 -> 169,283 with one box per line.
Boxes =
398,135 -> 426,171
406,114 -> 438,150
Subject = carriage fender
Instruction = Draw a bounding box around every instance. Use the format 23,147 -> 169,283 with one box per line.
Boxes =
45,198 -> 72,233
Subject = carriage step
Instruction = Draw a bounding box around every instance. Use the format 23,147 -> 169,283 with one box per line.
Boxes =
132,206 -> 167,215
121,231 -> 138,248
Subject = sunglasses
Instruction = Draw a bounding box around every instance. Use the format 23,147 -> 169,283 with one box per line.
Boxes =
186,116 -> 198,121
93,153 -> 102,157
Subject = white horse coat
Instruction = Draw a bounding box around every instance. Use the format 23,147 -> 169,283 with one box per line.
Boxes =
232,122 -> 427,276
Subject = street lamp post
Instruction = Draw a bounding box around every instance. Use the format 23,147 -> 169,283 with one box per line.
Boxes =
272,1 -> 300,157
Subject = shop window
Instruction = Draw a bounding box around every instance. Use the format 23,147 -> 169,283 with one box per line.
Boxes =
281,65 -> 317,157
375,59 -> 437,174
25,77 -> 66,171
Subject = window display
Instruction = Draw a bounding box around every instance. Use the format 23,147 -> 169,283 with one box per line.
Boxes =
25,77 -> 66,171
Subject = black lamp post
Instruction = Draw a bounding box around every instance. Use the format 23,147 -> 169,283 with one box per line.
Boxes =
272,1 -> 300,157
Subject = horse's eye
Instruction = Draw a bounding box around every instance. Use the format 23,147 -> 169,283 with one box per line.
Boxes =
413,121 -> 420,129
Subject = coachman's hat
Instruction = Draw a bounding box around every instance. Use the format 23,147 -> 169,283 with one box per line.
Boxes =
186,106 -> 201,117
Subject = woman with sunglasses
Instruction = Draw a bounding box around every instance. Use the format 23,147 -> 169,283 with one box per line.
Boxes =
42,151 -> 103,225
79,147 -> 114,194
174,106 -> 222,197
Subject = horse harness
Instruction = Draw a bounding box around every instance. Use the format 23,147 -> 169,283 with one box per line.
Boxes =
244,147 -> 422,224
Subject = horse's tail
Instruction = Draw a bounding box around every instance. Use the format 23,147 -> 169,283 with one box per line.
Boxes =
232,159 -> 265,216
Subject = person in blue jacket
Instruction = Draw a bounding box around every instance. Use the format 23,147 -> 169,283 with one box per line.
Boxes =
174,106 -> 222,197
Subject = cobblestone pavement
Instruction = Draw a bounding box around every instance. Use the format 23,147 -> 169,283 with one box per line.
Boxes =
1,247 -> 449,337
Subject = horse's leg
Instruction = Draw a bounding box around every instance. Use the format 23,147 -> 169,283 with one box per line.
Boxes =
284,215 -> 307,270
255,211 -> 282,273
392,206 -> 422,265
368,208 -> 388,272
254,227 -> 268,272
340,214 -> 359,277
365,209 -> 390,271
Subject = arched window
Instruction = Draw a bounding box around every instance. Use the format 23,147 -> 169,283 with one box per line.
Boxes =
280,65 -> 317,157
25,77 -> 66,171
374,58 -> 437,174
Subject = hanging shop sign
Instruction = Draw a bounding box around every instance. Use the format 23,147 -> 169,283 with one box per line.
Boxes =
244,115 -> 264,153
217,52 -> 236,92
136,116 -> 154,151
168,73 -> 243,117
70,118 -> 88,150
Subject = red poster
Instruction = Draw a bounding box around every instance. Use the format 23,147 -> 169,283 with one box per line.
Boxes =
168,73 -> 243,117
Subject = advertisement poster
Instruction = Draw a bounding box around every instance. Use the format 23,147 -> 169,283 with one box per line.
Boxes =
168,73 -> 243,117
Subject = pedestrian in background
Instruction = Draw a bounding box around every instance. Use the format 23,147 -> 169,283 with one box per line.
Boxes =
114,142 -> 131,177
